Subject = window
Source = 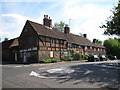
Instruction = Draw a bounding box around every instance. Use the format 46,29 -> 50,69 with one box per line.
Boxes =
90,46 -> 92,49
62,41 -> 66,45
79,45 -> 82,48
26,52 -> 30,57
98,48 -> 99,51
94,48 -> 96,51
51,39 -> 53,43
51,39 -> 55,44
33,47 -> 37,50
24,29 -> 28,32
68,43 -> 72,47
50,51 -> 53,58
56,40 -> 59,44
53,39 -> 55,43
85,46 -> 87,50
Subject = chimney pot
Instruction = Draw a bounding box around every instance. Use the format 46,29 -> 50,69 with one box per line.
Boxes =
83,34 -> 87,38
93,39 -> 96,43
43,15 -> 52,28
64,24 -> 70,34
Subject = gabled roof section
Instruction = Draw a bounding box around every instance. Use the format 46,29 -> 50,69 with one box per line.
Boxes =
2,38 -> 18,49
27,20 -> 105,48
28,20 -> 66,40
9,38 -> 19,48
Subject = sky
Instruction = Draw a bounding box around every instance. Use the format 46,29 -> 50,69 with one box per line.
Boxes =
0,0 -> 118,42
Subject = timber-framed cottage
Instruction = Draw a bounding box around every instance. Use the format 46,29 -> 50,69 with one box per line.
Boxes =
2,15 -> 106,63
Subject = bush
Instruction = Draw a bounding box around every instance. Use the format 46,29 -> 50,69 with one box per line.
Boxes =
51,59 -> 58,63
45,59 -> 52,63
40,59 -> 59,63
84,54 -> 89,60
40,59 -> 46,63
72,52 -> 80,60
62,57 -> 73,61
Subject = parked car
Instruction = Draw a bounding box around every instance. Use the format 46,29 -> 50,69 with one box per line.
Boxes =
88,55 -> 100,62
109,56 -> 117,60
99,55 -> 107,61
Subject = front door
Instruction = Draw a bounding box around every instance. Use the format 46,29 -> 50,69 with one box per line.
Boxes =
15,52 -> 17,62
24,52 -> 26,63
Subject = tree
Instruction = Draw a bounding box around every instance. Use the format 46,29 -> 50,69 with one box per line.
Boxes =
100,4 -> 120,36
96,39 -> 102,44
103,38 -> 120,59
4,37 -> 9,41
53,21 -> 65,32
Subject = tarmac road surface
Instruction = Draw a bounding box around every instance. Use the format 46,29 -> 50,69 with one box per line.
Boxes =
1,60 -> 120,89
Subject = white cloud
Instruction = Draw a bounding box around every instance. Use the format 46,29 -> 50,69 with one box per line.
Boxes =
0,13 -> 44,41
63,1 -> 113,42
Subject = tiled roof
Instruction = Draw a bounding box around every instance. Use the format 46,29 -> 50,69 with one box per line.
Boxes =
28,20 -> 105,48
9,38 -> 19,48
2,38 -> 18,49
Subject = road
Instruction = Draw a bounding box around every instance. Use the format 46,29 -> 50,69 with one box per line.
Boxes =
1,60 -> 120,89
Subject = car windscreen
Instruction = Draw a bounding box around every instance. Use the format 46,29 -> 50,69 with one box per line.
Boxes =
94,55 -> 98,58
102,55 -> 106,58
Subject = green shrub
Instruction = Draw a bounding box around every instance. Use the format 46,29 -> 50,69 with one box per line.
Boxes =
72,52 -> 80,60
40,59 -> 46,63
51,59 -> 58,63
40,59 -> 59,63
84,54 -> 89,60
45,59 -> 52,63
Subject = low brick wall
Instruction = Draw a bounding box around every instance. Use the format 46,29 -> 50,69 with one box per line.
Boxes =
38,50 -> 60,62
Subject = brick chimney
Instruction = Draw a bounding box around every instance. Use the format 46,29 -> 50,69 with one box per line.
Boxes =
93,39 -> 96,43
64,24 -> 70,34
43,15 -> 52,28
83,34 -> 87,38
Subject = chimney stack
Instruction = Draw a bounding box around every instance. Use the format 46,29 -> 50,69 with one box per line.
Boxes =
64,24 -> 70,34
43,15 -> 52,28
83,34 -> 87,38
93,39 -> 96,43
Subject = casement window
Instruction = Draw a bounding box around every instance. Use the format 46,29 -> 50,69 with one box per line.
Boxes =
90,46 -> 92,49
53,39 -> 55,43
94,48 -> 96,51
62,41 -> 66,45
26,52 -> 30,57
68,43 -> 72,47
56,40 -> 59,44
85,46 -> 87,50
51,39 -> 55,44
51,39 -> 53,43
98,48 -> 100,51
79,45 -> 82,48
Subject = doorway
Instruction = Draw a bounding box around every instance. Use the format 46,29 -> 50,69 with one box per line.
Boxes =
24,52 -> 26,63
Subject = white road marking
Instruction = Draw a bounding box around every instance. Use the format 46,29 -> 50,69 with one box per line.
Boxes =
14,66 -> 23,67
84,70 -> 93,75
30,71 -> 70,79
47,68 -> 75,74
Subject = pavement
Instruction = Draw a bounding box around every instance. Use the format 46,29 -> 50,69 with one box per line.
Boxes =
1,60 -> 120,89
